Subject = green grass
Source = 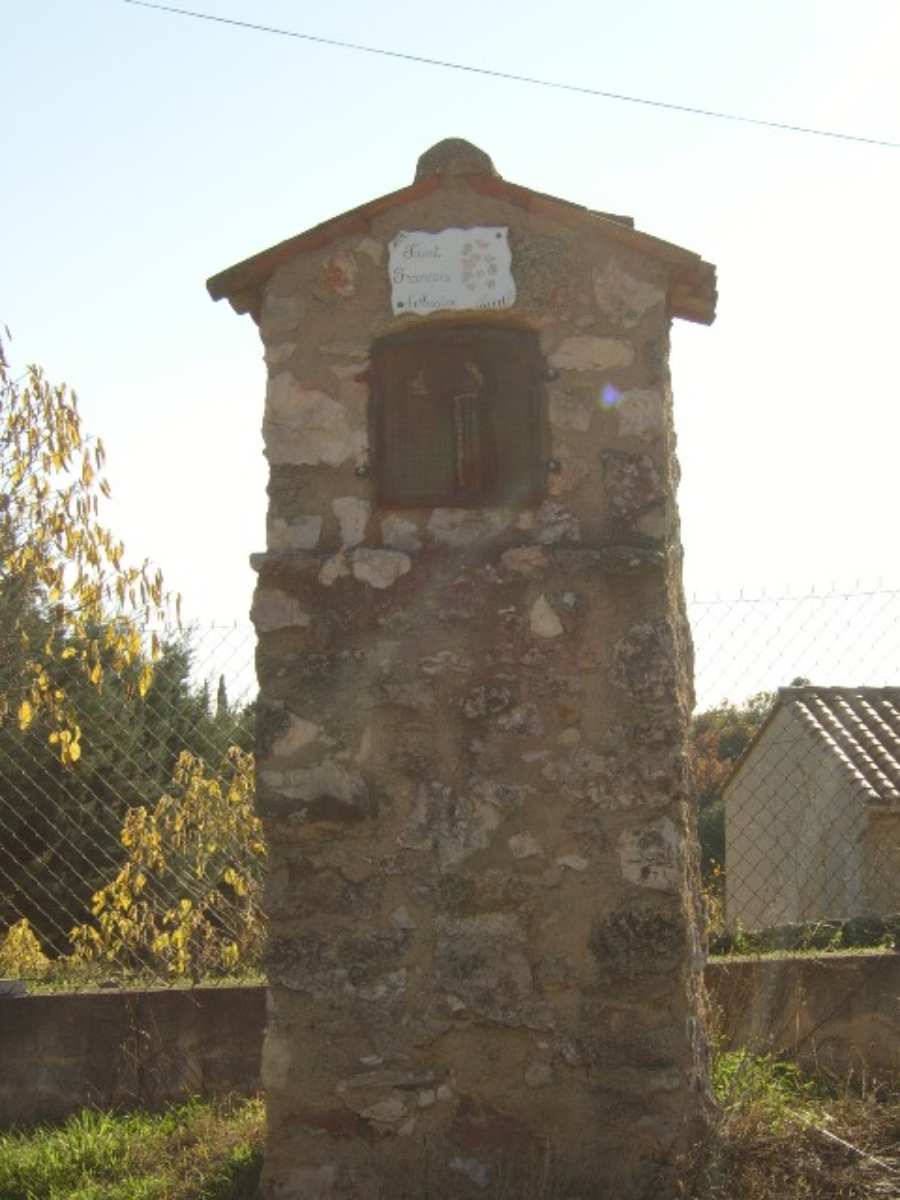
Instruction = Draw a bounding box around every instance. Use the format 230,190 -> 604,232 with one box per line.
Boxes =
0,1097 -> 263,1200
4,1065 -> 900,1200
712,1048 -> 817,1127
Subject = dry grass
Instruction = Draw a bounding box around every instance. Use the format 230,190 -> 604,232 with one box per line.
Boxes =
686,1059 -> 900,1199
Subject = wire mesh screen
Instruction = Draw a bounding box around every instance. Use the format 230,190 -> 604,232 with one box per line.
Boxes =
690,586 -> 900,952
3,587 -> 900,987
0,622 -> 261,987
691,585 -> 900,708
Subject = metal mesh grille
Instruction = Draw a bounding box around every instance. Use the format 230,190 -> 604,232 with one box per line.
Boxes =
0,622 -> 259,987
3,585 -> 900,986
691,586 -> 900,951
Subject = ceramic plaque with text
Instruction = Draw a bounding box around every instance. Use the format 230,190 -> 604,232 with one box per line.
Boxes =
389,226 -> 515,315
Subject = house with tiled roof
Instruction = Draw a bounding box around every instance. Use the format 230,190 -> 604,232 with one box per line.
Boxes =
724,686 -> 900,929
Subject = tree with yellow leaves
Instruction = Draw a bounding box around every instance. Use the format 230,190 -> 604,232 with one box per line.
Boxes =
0,334 -> 182,954
70,746 -> 264,981
0,336 -> 262,981
0,333 -> 173,763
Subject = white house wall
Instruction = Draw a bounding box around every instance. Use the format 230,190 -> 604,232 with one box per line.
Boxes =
726,708 -> 868,928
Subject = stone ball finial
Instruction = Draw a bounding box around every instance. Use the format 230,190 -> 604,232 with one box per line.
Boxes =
415,138 -> 499,182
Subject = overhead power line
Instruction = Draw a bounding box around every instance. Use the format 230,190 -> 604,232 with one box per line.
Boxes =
122,0 -> 899,150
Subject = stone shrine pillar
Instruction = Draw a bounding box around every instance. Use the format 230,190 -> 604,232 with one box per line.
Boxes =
209,139 -> 717,1199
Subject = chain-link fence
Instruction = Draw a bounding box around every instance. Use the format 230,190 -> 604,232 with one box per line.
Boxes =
691,584 -> 900,709
0,621 -> 259,988
691,585 -> 900,952
2,587 -> 900,987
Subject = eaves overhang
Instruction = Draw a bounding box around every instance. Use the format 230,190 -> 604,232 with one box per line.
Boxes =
207,141 -> 717,327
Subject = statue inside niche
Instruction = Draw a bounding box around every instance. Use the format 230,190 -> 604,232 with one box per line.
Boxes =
368,324 -> 543,509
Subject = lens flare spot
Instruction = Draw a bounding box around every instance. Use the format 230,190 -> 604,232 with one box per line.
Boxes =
600,383 -> 621,409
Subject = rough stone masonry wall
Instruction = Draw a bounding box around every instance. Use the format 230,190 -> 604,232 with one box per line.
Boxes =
250,176 -> 710,1199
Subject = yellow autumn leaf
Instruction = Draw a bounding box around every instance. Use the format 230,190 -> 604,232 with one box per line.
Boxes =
17,699 -> 34,730
62,738 -> 82,765
138,663 -> 153,697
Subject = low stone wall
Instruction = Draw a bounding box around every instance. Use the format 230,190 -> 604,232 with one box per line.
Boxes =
1,955 -> 898,1128
0,985 -> 266,1127
706,952 -> 900,1080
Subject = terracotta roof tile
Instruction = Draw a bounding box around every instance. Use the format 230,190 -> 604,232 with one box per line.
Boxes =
782,686 -> 900,803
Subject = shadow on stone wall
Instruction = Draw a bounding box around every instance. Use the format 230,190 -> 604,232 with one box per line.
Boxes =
0,985 -> 266,1127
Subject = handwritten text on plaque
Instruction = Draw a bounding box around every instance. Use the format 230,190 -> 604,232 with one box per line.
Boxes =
389,227 -> 515,316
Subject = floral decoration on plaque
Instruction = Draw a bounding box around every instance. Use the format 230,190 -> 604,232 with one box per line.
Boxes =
389,227 -> 515,316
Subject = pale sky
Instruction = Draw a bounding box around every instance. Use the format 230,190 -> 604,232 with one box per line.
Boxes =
4,0 -> 900,637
